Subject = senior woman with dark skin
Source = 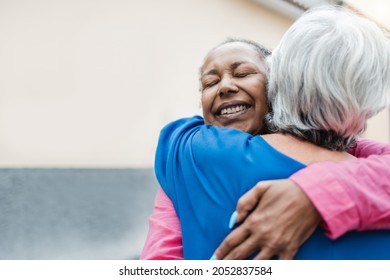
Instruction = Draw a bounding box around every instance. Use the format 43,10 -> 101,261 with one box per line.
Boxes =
142,6 -> 390,260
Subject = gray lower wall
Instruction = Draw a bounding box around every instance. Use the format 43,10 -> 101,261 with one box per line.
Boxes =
0,168 -> 158,260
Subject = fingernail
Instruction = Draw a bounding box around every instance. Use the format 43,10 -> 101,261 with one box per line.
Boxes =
210,255 -> 218,260
229,211 -> 238,229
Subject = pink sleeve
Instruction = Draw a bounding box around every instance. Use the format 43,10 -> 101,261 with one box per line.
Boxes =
140,187 -> 183,260
290,138 -> 390,239
349,137 -> 390,158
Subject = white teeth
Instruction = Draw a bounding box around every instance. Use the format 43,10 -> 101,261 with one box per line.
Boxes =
220,105 -> 248,115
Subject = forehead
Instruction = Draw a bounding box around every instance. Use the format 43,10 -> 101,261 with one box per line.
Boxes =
202,42 -> 263,71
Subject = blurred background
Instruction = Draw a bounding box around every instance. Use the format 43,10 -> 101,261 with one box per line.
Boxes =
0,0 -> 389,259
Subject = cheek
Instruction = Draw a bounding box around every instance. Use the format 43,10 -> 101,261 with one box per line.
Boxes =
254,89 -> 267,110
201,93 -> 213,111
253,90 -> 268,121
201,96 -> 212,120
200,96 -> 207,111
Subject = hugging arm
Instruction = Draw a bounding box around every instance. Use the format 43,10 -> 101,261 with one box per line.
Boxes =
147,116 -> 303,259
140,188 -> 183,260
142,117 -> 390,259
212,179 -> 320,260
213,138 -> 390,259
292,138 -> 390,238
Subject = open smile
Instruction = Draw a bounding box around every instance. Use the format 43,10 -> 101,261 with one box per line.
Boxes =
216,102 -> 252,118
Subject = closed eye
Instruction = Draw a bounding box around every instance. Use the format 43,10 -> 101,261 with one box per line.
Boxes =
202,79 -> 220,89
234,72 -> 256,78
235,72 -> 250,78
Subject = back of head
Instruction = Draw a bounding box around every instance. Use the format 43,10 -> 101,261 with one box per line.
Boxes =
267,6 -> 390,150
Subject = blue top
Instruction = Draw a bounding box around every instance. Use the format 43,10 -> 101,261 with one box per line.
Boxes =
155,116 -> 390,260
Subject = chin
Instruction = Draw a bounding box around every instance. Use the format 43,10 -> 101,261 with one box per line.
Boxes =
230,125 -> 251,134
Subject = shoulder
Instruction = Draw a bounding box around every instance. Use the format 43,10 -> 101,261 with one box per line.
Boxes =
157,115 -> 272,166
159,115 -> 261,150
160,115 -> 205,137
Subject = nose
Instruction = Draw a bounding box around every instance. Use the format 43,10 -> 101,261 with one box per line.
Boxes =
218,75 -> 238,97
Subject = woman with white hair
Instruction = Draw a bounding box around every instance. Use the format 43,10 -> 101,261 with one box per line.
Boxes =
147,6 -> 390,259
267,7 -> 388,151
213,6 -> 390,260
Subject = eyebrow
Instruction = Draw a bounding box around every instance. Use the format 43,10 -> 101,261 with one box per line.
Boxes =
231,61 -> 246,69
201,69 -> 218,78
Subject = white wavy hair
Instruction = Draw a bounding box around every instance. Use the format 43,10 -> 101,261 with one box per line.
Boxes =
266,6 -> 390,150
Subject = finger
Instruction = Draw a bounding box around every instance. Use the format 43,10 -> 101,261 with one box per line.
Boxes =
278,248 -> 297,260
213,226 -> 250,260
236,181 -> 272,224
222,236 -> 261,260
253,246 -> 276,260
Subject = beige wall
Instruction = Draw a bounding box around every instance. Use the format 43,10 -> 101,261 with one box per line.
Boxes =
0,0 -> 292,167
0,0 -> 388,168
365,107 -> 390,143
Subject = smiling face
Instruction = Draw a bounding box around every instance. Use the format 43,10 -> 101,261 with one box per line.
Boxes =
200,42 -> 268,135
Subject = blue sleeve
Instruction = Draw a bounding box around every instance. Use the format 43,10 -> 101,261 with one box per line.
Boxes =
154,115 -> 203,184
154,116 -> 304,205
155,116 -> 271,197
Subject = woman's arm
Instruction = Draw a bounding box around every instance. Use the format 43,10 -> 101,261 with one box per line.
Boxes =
349,137 -> 390,158
292,138 -> 390,238
140,188 -> 183,260
154,117 -> 390,259
214,138 -> 390,259
154,116 -> 303,259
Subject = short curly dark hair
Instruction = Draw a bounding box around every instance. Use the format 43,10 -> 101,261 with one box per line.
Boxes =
215,37 -> 271,60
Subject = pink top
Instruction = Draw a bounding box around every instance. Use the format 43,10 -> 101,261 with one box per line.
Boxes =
141,138 -> 390,260
291,138 -> 390,239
